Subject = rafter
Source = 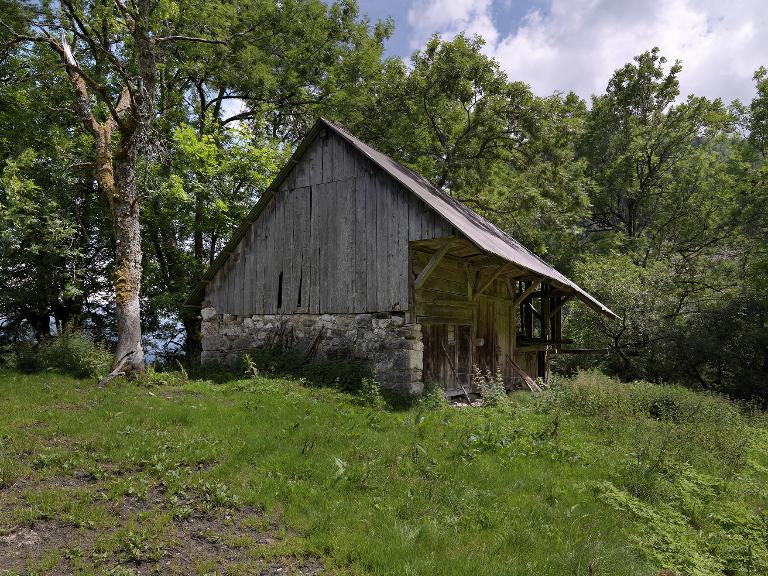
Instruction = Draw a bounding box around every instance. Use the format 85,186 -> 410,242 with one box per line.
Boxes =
414,238 -> 455,290
513,279 -> 543,307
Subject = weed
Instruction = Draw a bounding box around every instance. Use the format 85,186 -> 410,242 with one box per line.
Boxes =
354,377 -> 387,410
418,381 -> 450,410
473,366 -> 508,407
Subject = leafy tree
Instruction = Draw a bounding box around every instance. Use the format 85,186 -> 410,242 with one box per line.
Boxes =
3,0 -> 391,364
0,34 -> 112,342
568,49 -> 767,399
346,34 -> 591,261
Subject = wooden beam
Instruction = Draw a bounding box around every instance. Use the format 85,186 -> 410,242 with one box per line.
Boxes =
507,357 -> 542,392
553,348 -> 609,355
548,293 -> 575,319
527,302 -> 542,322
473,264 -> 509,301
514,279 -> 543,307
414,239 -> 454,290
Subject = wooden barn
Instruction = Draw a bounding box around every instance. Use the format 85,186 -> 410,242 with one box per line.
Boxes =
186,118 -> 615,396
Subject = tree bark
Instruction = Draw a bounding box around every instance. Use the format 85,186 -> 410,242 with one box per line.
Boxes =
113,155 -> 145,372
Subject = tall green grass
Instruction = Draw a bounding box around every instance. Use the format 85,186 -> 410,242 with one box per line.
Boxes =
0,369 -> 765,575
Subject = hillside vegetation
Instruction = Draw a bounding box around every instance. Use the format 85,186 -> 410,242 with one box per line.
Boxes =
0,370 -> 766,575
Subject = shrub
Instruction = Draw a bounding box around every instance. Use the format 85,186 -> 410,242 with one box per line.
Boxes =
537,370 -> 755,484
16,332 -> 112,378
473,366 -> 508,407
355,377 -> 387,410
419,381 -> 450,410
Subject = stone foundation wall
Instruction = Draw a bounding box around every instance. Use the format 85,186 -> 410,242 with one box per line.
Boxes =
199,307 -> 424,394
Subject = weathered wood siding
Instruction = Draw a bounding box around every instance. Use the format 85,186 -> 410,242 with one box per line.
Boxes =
414,251 -> 525,390
206,131 -> 453,314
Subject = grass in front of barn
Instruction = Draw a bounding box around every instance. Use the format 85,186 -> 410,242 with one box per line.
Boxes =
0,369 -> 767,575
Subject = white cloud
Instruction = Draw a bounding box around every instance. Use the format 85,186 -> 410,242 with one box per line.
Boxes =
407,0 -> 498,48
406,0 -> 767,103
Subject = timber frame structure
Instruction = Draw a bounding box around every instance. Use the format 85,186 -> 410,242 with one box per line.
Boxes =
186,118 -> 616,395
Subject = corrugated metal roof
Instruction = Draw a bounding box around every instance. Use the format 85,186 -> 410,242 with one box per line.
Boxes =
186,118 -> 616,318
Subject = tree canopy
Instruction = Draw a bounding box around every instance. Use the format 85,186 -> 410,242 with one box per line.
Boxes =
0,3 -> 766,400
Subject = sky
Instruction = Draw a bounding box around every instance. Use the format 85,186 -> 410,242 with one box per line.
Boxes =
356,0 -> 767,104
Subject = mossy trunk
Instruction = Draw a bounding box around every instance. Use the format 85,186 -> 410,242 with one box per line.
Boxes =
94,131 -> 144,375
112,155 -> 145,374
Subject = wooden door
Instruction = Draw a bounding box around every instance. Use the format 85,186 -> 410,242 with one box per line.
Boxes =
423,323 -> 471,395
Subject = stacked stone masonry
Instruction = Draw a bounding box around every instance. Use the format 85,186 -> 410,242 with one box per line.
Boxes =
200,307 -> 424,395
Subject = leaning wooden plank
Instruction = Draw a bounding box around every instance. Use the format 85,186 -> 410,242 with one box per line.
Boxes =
548,293 -> 575,318
507,356 -> 541,392
473,264 -> 509,301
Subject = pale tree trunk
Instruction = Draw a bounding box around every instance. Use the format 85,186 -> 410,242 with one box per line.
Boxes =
113,155 -> 145,371
58,33 -> 147,374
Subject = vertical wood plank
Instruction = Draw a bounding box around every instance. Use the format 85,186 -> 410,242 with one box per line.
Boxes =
354,176 -> 367,312
299,186 -> 310,312
388,178 -> 399,310
318,181 -> 331,312
375,171 -> 388,310
365,173 -> 378,312
321,181 -> 333,312
283,188 -> 295,313
392,182 -> 407,311
263,199 -> 276,314
309,184 -> 320,314
308,138 -> 323,186
407,192 -> 421,241
295,149 -> 309,188
322,134 -> 334,183
339,178 -> 355,312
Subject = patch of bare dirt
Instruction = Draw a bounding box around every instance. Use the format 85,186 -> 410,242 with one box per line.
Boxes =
0,473 -> 325,575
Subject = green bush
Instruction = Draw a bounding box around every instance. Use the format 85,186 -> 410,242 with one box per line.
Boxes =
354,377 -> 387,410
473,366 -> 508,407
537,370 -> 754,486
419,381 -> 450,410
16,333 -> 112,378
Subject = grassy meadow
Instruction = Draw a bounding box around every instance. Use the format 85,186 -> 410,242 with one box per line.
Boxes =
0,369 -> 766,575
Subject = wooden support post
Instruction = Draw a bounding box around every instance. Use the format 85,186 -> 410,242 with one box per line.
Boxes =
465,263 -> 474,302
548,293 -> 574,318
514,278 -> 543,307
414,238 -> 454,290
541,284 -> 550,340
473,264 -> 509,302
